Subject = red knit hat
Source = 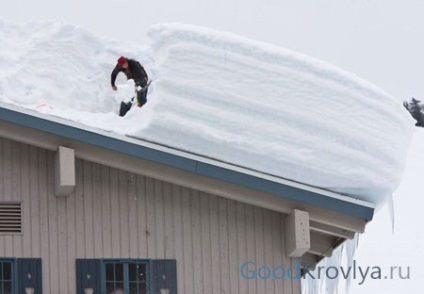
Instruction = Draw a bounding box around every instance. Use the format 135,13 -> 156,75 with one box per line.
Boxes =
117,56 -> 128,66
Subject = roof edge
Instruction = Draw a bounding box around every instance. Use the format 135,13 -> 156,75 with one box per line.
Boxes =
0,103 -> 375,220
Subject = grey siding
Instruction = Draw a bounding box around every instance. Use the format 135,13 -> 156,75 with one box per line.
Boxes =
0,137 -> 300,293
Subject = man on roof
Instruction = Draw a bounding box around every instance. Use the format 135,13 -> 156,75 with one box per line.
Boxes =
111,56 -> 150,116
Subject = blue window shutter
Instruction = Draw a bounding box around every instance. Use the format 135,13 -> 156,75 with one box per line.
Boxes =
76,259 -> 101,294
16,258 -> 42,293
150,259 -> 177,294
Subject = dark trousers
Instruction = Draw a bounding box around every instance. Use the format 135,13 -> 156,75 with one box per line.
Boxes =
119,84 -> 149,117
136,86 -> 148,107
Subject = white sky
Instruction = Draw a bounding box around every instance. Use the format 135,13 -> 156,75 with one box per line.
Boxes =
3,0 -> 424,101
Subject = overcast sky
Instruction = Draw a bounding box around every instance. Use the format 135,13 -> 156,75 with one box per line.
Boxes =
3,0 -> 424,101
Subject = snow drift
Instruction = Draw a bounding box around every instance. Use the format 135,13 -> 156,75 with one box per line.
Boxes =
0,19 -> 415,204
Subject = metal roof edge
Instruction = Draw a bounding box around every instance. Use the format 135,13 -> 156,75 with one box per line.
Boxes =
0,103 -> 375,220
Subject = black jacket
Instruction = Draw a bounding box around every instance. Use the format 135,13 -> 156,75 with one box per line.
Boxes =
111,59 -> 148,87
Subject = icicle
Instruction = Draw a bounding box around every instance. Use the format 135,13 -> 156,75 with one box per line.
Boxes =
302,235 -> 359,294
387,195 -> 395,234
343,234 -> 359,293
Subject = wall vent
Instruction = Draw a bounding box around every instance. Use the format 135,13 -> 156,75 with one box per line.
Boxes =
0,202 -> 22,234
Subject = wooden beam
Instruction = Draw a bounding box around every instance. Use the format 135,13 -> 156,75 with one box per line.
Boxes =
285,209 -> 311,257
54,146 -> 75,197
308,232 -> 339,257
310,221 -> 356,239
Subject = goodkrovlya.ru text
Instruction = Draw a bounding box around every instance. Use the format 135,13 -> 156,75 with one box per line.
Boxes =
240,261 -> 410,285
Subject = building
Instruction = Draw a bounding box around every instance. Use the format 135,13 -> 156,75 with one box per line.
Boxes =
0,103 -> 374,293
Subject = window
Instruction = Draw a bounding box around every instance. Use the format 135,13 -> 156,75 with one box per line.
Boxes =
104,261 -> 148,294
0,258 -> 41,294
0,260 -> 13,294
77,259 -> 177,294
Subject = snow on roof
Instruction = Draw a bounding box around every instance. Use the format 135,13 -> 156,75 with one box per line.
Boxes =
0,19 -> 415,205
0,102 -> 375,220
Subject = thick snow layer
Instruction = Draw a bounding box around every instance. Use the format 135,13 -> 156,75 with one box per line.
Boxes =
0,19 -> 415,204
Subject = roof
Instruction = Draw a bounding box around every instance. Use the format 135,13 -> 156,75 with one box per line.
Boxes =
0,102 -> 374,220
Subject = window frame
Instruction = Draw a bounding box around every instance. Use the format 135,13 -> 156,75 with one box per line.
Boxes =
101,259 -> 151,294
0,258 -> 15,294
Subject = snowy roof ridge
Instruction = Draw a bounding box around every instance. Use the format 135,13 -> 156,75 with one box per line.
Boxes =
0,102 -> 374,220
148,23 -> 396,102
